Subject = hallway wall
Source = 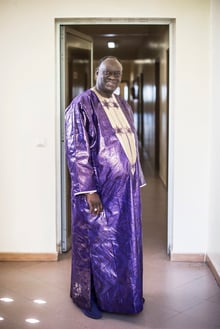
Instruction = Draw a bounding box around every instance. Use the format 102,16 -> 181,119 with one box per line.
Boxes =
0,1 -> 215,264
208,0 -> 220,277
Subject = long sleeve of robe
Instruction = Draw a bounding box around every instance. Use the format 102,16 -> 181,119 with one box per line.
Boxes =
65,89 -> 146,314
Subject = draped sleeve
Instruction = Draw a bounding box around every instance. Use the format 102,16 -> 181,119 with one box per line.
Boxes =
65,99 -> 97,195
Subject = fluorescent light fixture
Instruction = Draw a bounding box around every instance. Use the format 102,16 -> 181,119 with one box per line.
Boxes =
108,41 -> 116,49
148,41 -> 167,49
134,59 -> 155,64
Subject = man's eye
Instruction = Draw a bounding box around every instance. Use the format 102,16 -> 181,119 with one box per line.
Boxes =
103,71 -> 121,78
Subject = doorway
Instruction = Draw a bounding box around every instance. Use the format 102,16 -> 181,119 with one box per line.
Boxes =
60,27 -> 93,252
57,18 -> 174,255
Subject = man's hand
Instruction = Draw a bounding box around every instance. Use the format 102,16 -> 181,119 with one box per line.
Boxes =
86,192 -> 103,215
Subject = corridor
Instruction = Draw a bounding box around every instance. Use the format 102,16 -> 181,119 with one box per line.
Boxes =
0,163 -> 219,329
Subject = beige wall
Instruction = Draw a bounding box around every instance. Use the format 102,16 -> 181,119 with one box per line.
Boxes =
208,0 -> 220,275
0,0 -> 218,275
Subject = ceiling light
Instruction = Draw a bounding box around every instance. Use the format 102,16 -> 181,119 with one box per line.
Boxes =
0,317 -> 4,321
148,41 -> 167,49
134,59 -> 155,64
108,41 -> 116,49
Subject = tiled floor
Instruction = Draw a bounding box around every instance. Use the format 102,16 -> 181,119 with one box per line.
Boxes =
0,162 -> 220,329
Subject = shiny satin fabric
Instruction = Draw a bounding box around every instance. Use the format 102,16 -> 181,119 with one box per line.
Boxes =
65,89 -> 146,314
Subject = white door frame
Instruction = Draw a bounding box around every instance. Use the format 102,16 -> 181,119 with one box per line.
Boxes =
55,17 -> 175,255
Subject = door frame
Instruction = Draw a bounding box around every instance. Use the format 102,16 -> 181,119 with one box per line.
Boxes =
60,27 -> 93,252
55,17 -> 175,255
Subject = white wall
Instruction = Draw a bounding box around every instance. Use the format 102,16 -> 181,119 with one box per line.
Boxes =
171,1 -> 210,254
0,1 -> 57,252
0,0 -> 213,257
208,0 -> 220,275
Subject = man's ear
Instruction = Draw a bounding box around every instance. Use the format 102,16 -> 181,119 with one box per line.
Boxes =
94,70 -> 98,80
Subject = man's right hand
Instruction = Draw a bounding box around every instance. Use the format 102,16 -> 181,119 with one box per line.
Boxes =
86,192 -> 103,215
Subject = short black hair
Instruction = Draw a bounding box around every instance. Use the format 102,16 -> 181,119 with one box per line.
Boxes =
96,56 -> 122,70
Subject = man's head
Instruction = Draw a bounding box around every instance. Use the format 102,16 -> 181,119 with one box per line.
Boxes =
95,56 -> 123,97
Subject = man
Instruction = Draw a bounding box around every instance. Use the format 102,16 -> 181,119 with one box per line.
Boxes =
65,56 -> 146,319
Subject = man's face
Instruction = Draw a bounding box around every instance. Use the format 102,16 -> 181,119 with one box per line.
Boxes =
95,59 -> 122,97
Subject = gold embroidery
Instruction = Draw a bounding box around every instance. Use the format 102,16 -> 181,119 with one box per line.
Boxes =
92,88 -> 136,174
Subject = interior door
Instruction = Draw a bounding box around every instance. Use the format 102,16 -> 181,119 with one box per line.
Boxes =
60,26 -> 93,252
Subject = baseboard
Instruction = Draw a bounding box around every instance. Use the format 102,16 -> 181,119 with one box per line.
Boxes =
170,253 -> 206,262
0,252 -> 58,262
206,255 -> 220,287
170,252 -> 220,287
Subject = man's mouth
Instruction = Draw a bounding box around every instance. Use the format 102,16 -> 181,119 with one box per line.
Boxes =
106,81 -> 118,87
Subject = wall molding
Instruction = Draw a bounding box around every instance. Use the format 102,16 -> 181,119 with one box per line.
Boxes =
170,253 -> 206,262
0,252 -> 58,262
206,255 -> 220,287
171,252 -> 220,287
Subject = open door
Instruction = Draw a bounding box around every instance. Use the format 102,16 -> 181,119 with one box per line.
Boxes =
60,27 -> 93,252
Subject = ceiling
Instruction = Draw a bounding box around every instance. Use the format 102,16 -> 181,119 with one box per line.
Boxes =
70,24 -> 169,60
